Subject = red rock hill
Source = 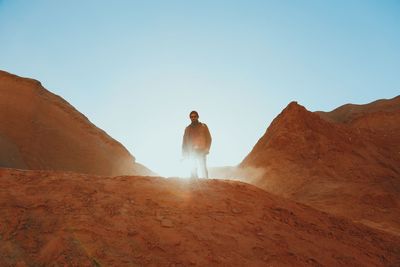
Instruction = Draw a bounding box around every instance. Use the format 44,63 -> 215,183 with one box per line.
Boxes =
0,70 -> 152,176
1,168 -> 399,266
240,96 -> 400,235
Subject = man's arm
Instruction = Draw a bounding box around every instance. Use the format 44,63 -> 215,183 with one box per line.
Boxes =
182,127 -> 189,158
204,124 -> 212,154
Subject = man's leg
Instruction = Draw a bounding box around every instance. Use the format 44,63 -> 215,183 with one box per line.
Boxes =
199,154 -> 208,179
190,154 -> 198,178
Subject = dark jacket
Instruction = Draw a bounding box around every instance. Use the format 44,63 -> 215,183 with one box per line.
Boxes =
182,122 -> 212,156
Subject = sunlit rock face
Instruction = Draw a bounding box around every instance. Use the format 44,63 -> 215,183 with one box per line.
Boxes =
239,96 -> 400,235
1,168 -> 399,266
0,70 -> 153,176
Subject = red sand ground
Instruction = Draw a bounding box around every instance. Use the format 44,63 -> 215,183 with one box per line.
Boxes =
1,168 -> 399,266
0,70 -> 152,176
239,97 -> 400,235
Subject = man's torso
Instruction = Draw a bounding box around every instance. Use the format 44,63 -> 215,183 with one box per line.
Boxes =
185,123 -> 208,151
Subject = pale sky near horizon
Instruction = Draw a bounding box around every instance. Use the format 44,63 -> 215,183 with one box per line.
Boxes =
1,1 -> 399,176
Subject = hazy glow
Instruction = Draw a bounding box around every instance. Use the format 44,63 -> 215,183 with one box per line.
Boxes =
0,1 -> 399,176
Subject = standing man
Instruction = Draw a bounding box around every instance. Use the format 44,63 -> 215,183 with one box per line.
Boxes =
182,111 -> 212,178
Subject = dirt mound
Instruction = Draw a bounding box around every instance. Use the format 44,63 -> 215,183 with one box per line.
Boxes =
0,70 -> 152,176
239,97 -> 400,235
1,168 -> 399,266
316,95 -> 400,123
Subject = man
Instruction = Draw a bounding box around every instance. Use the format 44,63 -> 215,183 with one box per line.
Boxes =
182,111 -> 212,178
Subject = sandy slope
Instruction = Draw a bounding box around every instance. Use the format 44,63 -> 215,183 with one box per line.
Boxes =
0,70 -> 152,176
239,97 -> 400,235
0,168 -> 399,266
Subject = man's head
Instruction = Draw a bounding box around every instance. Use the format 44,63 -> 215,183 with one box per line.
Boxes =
189,110 -> 199,123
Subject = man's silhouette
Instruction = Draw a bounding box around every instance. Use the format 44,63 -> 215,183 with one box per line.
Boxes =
182,111 -> 212,178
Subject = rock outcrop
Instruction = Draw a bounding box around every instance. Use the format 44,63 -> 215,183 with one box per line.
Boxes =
0,70 -> 152,176
1,168 -> 399,266
240,96 -> 400,235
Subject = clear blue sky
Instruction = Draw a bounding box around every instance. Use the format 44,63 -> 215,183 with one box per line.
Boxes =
1,0 -> 399,176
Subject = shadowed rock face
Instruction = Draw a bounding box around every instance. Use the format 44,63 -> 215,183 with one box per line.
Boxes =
240,96 -> 400,235
1,168 -> 399,266
0,70 -> 152,176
